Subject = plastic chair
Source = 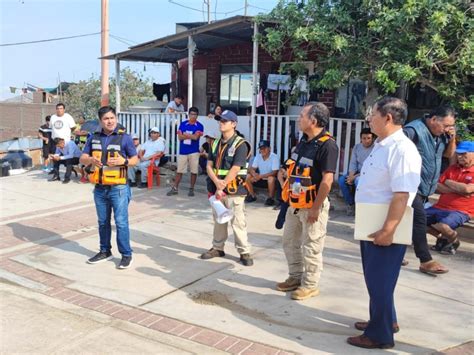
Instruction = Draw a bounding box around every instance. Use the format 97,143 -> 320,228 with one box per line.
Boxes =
147,153 -> 164,189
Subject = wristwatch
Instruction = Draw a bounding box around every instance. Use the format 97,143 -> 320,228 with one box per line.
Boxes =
124,158 -> 129,166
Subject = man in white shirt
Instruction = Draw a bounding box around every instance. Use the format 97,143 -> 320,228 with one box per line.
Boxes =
50,103 -> 76,142
128,127 -> 165,188
165,95 -> 185,113
245,140 -> 280,206
132,134 -> 141,152
347,97 -> 421,350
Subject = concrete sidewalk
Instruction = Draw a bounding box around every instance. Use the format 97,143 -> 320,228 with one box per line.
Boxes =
1,169 -> 473,354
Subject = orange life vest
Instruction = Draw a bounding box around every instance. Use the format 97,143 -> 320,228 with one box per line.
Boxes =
281,132 -> 333,209
88,130 -> 128,185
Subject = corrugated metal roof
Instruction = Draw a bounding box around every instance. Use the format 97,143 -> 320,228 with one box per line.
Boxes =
103,16 -> 271,63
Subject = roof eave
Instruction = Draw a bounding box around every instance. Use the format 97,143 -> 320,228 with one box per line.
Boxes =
101,15 -> 257,61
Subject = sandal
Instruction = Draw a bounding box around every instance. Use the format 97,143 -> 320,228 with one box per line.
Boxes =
430,238 -> 449,252
419,260 -> 449,275
445,231 -> 458,244
440,240 -> 460,255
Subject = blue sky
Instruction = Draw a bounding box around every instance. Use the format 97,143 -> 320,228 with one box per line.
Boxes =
0,0 -> 279,100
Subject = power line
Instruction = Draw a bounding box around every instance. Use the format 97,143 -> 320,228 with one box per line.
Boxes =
224,6 -> 245,15
168,0 -> 246,16
248,4 -> 271,12
110,33 -> 138,45
0,32 -> 100,47
168,0 -> 204,13
110,34 -> 135,46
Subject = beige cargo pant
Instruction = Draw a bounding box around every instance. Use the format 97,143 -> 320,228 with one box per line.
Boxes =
282,198 -> 330,289
212,195 -> 251,255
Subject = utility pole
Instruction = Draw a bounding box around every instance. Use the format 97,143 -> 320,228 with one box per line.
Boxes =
100,0 -> 109,106
205,0 -> 211,23
244,0 -> 248,16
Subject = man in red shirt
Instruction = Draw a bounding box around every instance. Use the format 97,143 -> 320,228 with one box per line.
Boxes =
426,141 -> 474,255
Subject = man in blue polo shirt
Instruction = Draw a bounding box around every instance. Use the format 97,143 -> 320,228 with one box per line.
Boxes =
167,106 -> 204,197
80,106 -> 138,270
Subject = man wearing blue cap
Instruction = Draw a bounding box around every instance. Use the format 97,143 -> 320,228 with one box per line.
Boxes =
425,141 -> 473,255
201,110 -> 254,266
245,139 -> 280,206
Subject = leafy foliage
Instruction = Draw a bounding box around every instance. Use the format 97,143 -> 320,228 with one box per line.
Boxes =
258,0 -> 474,117
63,68 -> 153,120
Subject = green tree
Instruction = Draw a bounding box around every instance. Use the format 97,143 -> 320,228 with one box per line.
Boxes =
63,68 -> 153,120
258,0 -> 474,129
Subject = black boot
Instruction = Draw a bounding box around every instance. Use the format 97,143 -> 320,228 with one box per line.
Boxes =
49,174 -> 60,182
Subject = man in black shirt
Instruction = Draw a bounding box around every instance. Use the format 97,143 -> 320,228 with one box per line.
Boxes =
276,103 -> 339,300
199,132 -> 216,174
200,110 -> 253,266
38,115 -> 53,171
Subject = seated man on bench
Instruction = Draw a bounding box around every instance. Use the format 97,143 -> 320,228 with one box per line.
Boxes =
245,140 -> 279,206
426,141 -> 474,255
48,137 -> 82,184
128,127 -> 165,188
338,128 -> 375,216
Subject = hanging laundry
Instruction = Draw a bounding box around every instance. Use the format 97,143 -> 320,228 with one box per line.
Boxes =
267,74 -> 291,91
256,88 -> 264,107
259,73 -> 268,91
153,83 -> 171,101
256,88 -> 267,114
293,76 -> 308,93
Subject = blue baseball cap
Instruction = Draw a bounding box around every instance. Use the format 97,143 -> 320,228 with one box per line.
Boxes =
216,110 -> 238,122
258,140 -> 270,149
455,141 -> 474,153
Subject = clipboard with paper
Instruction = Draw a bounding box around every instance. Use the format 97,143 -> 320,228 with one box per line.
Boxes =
354,203 -> 413,245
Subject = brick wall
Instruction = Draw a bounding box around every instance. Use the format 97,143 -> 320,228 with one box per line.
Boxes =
0,103 -> 56,141
175,42 -> 336,115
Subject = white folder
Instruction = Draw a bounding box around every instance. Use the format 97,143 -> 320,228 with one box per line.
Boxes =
354,203 -> 413,245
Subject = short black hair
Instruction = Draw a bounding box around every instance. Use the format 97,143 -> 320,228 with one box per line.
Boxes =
374,96 -> 407,126
54,137 -> 64,144
175,94 -> 184,100
98,106 -> 116,120
429,105 -> 456,120
56,103 -> 65,109
360,128 -> 373,136
45,115 -> 51,122
307,102 -> 330,128
189,106 -> 199,114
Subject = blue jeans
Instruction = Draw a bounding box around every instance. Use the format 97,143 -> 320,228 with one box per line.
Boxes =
94,184 -> 132,256
338,174 -> 359,206
425,207 -> 469,230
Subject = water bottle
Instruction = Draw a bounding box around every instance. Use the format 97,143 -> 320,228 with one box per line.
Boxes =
291,177 -> 303,197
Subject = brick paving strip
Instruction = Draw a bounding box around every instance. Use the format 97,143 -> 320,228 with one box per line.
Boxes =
0,192 -> 294,354
0,258 -> 293,355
